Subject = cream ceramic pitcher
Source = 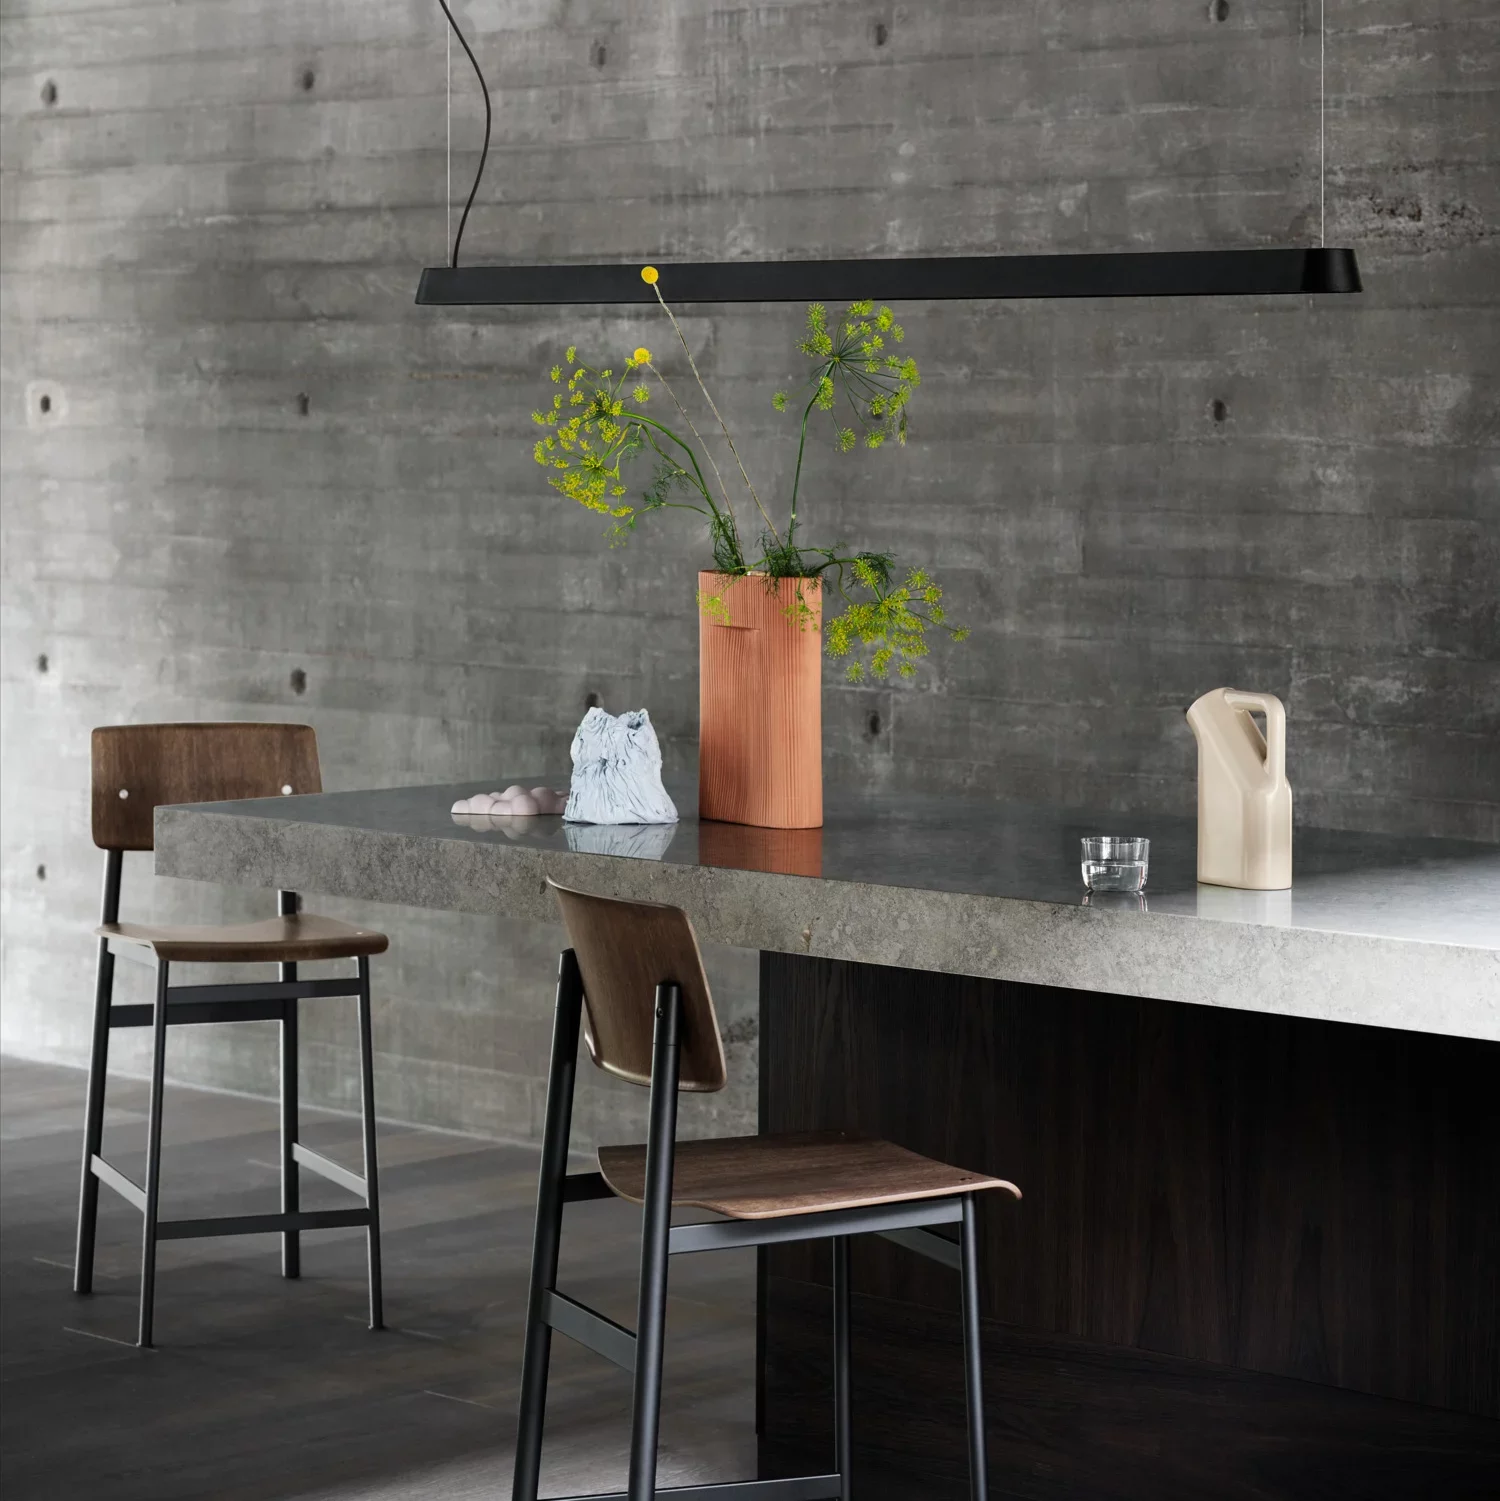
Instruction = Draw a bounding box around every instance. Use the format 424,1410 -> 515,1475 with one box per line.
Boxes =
1185,688 -> 1292,890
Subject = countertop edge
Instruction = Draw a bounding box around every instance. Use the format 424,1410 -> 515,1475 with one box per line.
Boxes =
154,807 -> 1500,1043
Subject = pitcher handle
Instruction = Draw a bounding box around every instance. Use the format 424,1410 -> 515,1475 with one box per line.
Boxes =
1224,690 -> 1286,782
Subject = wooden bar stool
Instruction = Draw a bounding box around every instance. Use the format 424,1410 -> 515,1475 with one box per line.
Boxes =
513,880 -> 1021,1501
73,723 -> 388,1347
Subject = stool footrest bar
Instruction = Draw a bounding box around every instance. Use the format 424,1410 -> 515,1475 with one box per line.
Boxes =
545,1477 -> 843,1501
292,1143 -> 367,1199
156,1208 -> 371,1241
168,978 -> 360,1005
107,977 -> 361,1028
542,1289 -> 637,1371
90,1154 -> 145,1211
110,999 -> 287,1027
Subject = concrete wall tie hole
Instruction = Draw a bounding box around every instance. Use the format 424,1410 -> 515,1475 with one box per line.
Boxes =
290,667 -> 307,695
40,79 -> 57,106
296,392 -> 310,416
1212,399 -> 1229,423
36,653 -> 48,674
874,22 -> 889,47
26,382 -> 64,426
301,68 -> 315,91
1210,0 -> 1230,21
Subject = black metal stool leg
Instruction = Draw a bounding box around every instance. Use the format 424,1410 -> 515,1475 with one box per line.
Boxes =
280,995 -> 300,1276
514,952 -> 586,1501
138,959 -> 170,1347
75,851 -> 122,1294
959,1194 -> 988,1501
627,984 -> 682,1501
356,956 -> 383,1329
279,890 -> 301,1279
833,1235 -> 852,1497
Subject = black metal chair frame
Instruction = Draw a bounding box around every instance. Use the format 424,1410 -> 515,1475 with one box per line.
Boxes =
73,849 -> 383,1347
512,950 -> 990,1501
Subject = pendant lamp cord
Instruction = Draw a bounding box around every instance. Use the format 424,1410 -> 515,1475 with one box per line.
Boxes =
446,25 -> 451,255
436,0 -> 492,269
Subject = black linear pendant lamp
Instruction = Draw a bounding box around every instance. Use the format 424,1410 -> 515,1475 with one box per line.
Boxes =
418,4 -> 1360,306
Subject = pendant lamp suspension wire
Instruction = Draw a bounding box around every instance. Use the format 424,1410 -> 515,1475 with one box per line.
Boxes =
435,0 -> 492,269
446,25 -> 451,255
1319,0 -> 1326,247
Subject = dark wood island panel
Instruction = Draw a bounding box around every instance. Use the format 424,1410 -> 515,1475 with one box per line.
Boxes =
758,953 -> 1500,1499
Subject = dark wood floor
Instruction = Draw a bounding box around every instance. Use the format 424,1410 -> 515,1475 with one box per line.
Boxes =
0,1057 -> 755,1500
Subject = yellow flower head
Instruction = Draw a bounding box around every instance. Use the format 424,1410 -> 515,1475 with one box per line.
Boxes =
632,347 -> 652,365
640,265 -> 659,285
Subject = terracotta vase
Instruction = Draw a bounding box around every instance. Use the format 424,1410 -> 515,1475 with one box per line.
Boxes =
698,571 -> 823,829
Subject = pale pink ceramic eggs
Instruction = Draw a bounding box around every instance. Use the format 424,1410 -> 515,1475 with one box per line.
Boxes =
450,786 -> 568,817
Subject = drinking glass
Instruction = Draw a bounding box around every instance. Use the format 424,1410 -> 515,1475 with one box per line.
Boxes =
1080,836 -> 1149,892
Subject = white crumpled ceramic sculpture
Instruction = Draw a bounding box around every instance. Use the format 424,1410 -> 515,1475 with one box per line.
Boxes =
564,708 -> 678,825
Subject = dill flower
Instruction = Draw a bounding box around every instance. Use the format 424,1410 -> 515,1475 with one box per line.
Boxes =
530,296 -> 967,679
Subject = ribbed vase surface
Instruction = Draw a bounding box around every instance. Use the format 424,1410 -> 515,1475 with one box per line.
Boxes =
698,572 -> 823,829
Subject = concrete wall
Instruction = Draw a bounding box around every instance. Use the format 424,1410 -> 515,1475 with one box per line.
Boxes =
3,1 -> 1496,1145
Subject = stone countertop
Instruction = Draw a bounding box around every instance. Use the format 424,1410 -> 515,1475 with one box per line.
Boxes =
154,783 -> 1500,1042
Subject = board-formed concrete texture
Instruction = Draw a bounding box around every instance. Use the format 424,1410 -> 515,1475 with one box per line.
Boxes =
3,3 -> 1497,1140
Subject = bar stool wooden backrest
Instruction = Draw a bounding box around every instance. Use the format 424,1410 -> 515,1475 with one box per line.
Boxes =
549,879 -> 727,1092
91,723 -> 321,851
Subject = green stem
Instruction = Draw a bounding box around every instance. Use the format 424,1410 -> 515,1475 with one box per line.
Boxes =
646,364 -> 739,536
636,420 -> 745,572
648,500 -> 713,518
651,283 -> 782,545
788,370 -> 828,546
631,414 -> 722,519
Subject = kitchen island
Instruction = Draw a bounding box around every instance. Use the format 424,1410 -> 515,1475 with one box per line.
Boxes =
155,786 -> 1500,1499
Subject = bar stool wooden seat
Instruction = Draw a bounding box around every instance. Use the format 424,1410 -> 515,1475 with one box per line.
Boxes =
597,1133 -> 1003,1219
513,879 -> 1021,1501
100,913 -> 388,965
74,723 -> 387,1348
